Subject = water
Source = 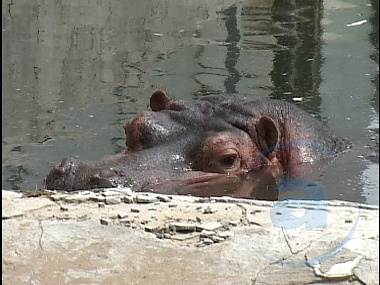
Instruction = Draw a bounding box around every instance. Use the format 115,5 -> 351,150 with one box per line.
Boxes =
2,0 -> 378,204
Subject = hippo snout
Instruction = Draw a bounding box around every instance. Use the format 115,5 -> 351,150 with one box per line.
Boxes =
45,158 -> 81,190
45,157 -> 119,191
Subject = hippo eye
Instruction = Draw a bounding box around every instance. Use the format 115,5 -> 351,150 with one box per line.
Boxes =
221,155 -> 238,169
217,152 -> 242,171
194,135 -> 246,175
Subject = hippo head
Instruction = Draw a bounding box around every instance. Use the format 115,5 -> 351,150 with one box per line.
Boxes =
45,90 -> 347,199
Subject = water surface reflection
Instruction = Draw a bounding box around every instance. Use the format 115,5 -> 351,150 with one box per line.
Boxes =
2,0 -> 378,204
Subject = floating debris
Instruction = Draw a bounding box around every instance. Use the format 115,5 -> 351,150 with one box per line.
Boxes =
346,20 -> 367,27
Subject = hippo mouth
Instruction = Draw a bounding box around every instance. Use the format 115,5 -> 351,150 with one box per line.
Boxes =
45,156 -> 278,200
139,169 -> 279,200
140,171 -> 242,195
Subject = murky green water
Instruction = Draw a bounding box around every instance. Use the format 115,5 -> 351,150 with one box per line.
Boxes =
2,0 -> 378,204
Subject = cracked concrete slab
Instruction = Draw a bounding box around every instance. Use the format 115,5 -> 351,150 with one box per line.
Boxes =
2,190 -> 379,285
2,190 -> 56,219
353,257 -> 379,285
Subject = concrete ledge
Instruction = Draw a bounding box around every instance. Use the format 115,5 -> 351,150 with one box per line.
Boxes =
2,189 -> 379,285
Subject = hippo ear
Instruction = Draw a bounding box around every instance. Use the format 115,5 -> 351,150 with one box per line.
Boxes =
150,90 -> 172,111
256,116 -> 279,153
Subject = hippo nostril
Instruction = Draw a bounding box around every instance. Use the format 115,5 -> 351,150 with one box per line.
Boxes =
53,165 -> 66,174
90,169 -> 117,182
59,157 -> 71,166
91,174 -> 101,181
99,169 -> 118,178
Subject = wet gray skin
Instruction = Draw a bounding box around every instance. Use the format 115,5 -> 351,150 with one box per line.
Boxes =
45,91 -> 350,199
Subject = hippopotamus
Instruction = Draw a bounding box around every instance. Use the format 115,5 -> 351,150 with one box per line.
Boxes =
45,90 -> 350,200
